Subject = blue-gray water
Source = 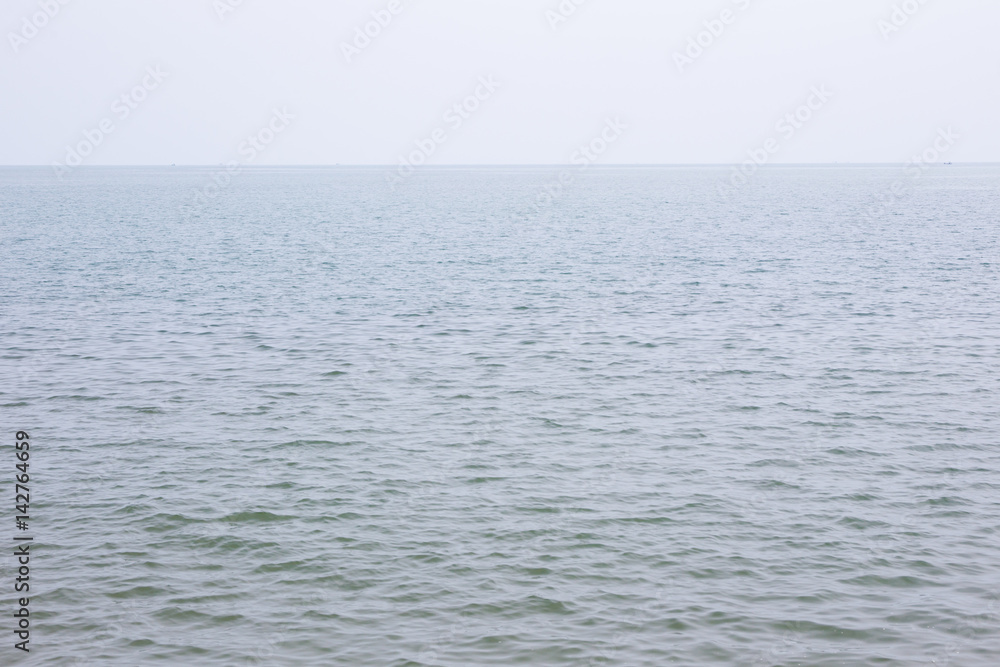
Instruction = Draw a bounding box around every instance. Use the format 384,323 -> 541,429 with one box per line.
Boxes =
2,166 -> 999,665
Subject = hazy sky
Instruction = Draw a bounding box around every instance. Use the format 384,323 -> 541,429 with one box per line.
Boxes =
2,0 -> 998,165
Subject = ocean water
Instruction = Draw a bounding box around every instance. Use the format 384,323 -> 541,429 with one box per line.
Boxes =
1,165 -> 999,665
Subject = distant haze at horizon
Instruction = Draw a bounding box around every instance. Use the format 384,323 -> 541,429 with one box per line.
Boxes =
2,0 -> 998,167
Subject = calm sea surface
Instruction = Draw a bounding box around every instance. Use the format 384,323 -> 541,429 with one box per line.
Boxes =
1,166 -> 999,665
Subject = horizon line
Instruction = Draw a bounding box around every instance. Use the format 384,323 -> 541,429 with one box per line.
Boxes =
1,162 -> 995,168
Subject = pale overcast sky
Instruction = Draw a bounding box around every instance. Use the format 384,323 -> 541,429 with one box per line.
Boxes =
2,0 -> 998,165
